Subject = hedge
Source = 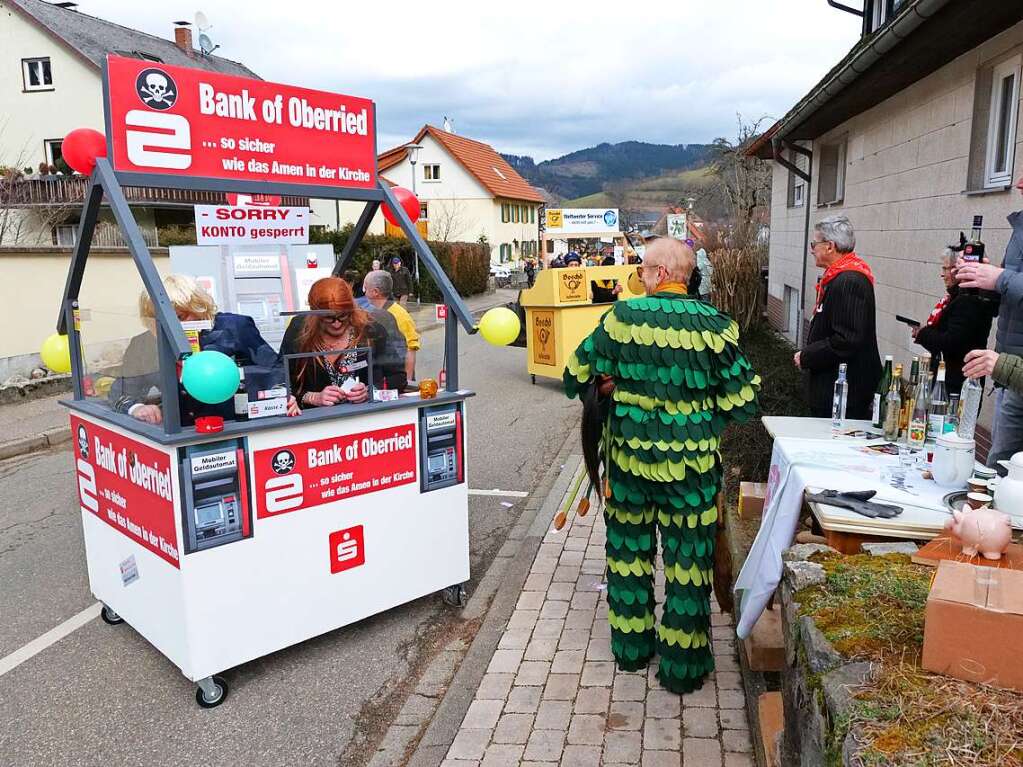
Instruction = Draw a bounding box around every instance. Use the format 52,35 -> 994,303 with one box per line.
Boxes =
310,225 -> 490,301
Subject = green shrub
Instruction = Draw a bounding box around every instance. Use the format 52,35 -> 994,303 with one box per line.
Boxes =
310,225 -> 490,300
158,225 -> 197,246
720,323 -> 809,503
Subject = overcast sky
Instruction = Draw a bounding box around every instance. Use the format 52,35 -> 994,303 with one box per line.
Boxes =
85,0 -> 861,160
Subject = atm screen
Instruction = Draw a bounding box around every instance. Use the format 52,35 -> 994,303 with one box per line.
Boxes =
196,502 -> 224,528
428,453 -> 446,473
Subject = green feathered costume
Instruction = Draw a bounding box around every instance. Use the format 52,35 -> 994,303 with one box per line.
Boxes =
564,289 -> 760,694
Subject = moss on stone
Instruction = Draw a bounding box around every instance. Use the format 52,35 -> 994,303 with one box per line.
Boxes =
791,553 -> 1023,766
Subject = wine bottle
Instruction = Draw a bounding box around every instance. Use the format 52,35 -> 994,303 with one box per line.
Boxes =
233,363 -> 248,422
963,215 -> 985,262
832,363 -> 848,436
945,393 -> 960,434
873,355 -> 893,428
928,362 -> 948,437
900,356 -> 920,438
883,364 -> 903,441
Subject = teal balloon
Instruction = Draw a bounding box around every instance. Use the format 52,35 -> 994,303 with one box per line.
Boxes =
181,350 -> 240,404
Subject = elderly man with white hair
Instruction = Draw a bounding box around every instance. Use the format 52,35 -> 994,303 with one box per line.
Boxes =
794,214 -> 881,419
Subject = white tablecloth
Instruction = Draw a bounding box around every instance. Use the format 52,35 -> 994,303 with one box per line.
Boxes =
733,418 -> 961,639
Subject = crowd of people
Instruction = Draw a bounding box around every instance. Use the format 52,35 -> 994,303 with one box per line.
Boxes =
794,205 -> 1022,471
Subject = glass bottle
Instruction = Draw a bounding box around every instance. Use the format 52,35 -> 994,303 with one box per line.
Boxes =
233,362 -> 248,422
928,362 -> 948,437
964,215 -> 985,262
832,363 -> 849,436
908,369 -> 931,449
900,356 -> 920,439
873,355 -> 893,429
958,377 -> 983,440
883,364 -> 903,441
945,393 -> 960,434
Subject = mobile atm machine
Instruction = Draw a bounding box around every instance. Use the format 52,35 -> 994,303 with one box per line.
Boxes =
420,402 -> 464,492
180,440 -> 251,553
60,54 -> 479,709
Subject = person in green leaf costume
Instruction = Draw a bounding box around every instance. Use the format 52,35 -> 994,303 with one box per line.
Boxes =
564,237 -> 760,694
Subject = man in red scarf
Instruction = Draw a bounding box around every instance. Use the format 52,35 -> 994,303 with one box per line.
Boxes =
793,215 -> 881,418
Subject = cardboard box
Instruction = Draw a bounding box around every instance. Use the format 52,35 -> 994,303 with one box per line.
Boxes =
739,481 -> 768,518
922,560 -> 1023,691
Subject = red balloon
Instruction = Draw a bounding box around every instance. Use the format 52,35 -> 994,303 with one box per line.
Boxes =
383,187 -> 421,227
61,128 -> 107,175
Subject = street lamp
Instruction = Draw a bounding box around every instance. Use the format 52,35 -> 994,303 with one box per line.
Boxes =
405,143 -> 424,298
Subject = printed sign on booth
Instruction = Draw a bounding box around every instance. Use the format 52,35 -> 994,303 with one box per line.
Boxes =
532,310 -> 556,366
71,416 -> 179,568
558,269 -> 588,303
105,55 -> 376,189
254,424 -> 417,518
195,205 -> 309,245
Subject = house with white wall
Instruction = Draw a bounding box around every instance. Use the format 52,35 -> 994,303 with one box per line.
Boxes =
371,125 -> 544,262
753,0 -> 1023,447
0,0 -> 277,248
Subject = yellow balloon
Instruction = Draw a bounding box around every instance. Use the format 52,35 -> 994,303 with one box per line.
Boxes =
478,307 -> 521,346
40,333 -> 71,373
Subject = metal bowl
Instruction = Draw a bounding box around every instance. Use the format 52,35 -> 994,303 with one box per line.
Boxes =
943,490 -> 970,514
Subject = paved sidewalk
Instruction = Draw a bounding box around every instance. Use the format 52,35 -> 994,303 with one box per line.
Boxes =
440,468 -> 753,767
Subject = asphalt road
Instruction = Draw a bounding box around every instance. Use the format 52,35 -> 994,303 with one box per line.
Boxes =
0,323 -> 580,767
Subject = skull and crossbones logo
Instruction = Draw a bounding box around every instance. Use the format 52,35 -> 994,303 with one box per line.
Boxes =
135,68 -> 178,110
77,425 -> 89,460
271,449 -> 295,475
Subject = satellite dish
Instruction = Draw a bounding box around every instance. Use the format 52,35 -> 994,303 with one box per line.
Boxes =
198,33 -> 218,56
194,10 -> 210,30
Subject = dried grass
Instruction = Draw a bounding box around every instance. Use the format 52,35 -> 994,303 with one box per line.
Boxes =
797,554 -> 1023,766
709,247 -> 763,334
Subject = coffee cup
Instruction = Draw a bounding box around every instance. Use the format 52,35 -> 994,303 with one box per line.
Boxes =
966,492 -> 993,510
967,478 -> 989,495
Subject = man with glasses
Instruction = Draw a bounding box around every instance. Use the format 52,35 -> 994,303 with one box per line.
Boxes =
564,237 -> 760,694
795,214 -> 881,419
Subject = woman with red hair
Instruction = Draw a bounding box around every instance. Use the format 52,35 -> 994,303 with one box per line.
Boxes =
280,277 -> 391,407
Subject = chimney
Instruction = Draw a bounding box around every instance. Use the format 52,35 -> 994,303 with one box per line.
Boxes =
173,23 -> 193,56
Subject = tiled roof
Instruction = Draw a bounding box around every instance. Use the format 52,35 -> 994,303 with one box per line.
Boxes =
379,125 -> 544,203
8,0 -> 259,78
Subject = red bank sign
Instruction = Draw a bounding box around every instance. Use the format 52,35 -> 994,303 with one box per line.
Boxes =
254,424 -> 417,518
105,55 -> 376,189
71,417 -> 179,568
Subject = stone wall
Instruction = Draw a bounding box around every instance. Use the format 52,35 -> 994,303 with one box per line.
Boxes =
778,547 -> 873,767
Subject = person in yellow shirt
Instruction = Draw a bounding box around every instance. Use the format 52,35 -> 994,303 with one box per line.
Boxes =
362,270 -> 420,382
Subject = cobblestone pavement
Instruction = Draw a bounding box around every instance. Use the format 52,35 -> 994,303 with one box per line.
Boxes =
439,479 -> 754,766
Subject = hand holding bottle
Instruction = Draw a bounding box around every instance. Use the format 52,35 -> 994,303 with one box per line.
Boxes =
963,349 -> 998,379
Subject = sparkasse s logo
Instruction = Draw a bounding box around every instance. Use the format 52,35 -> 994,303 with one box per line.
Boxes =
125,66 -> 191,170
329,525 -> 366,574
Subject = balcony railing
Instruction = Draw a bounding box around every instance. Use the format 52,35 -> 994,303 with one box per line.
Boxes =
2,175 -> 310,208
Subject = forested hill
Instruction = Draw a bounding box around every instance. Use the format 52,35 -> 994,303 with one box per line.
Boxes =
502,141 -> 714,201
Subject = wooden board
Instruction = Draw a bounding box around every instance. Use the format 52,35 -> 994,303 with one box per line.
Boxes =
911,535 -> 1023,570
742,606 -> 784,672
758,691 -> 784,767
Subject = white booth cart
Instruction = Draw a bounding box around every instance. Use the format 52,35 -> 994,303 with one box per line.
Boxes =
60,56 -> 476,707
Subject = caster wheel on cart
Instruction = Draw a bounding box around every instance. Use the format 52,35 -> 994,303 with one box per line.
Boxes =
442,583 -> 467,607
195,675 -> 229,708
100,605 -> 124,625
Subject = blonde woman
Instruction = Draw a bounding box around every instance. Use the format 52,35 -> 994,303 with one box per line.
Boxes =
111,274 -> 298,425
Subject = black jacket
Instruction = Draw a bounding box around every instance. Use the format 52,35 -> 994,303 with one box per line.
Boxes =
914,286 -> 998,397
800,271 -> 881,419
390,265 -> 413,297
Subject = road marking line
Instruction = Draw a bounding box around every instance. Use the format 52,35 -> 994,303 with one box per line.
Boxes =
468,489 -> 529,498
0,602 -> 101,678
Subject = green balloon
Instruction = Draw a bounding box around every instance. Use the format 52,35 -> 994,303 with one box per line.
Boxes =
181,350 -> 240,404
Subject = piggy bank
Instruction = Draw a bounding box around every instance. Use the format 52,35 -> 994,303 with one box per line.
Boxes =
943,506 -> 1013,560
